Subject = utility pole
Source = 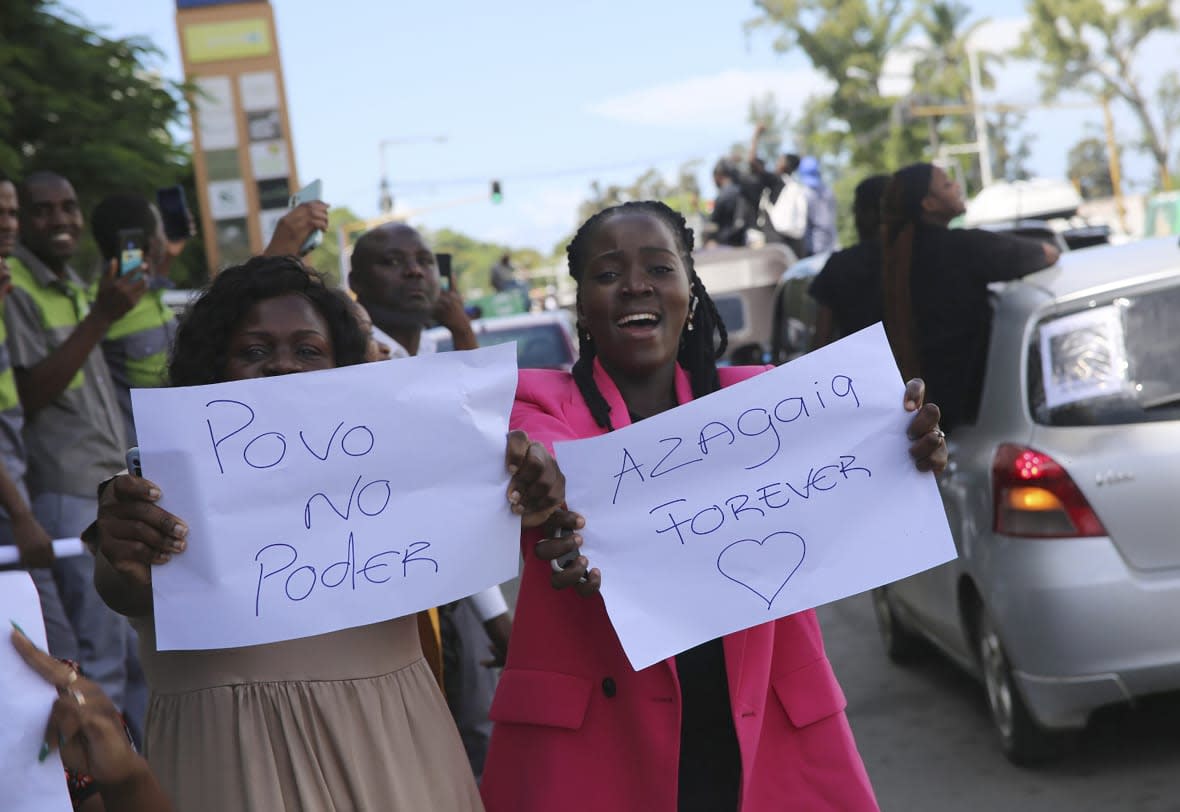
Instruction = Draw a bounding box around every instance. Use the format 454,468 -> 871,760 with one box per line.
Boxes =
1100,94 -> 1129,233
967,48 -> 994,188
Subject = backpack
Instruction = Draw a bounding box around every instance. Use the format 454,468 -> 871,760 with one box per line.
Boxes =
767,177 -> 809,239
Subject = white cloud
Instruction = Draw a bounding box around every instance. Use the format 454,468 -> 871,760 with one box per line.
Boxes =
587,68 -> 833,127
967,17 -> 1028,55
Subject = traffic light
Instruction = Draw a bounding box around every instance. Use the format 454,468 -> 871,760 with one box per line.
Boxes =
490,180 -> 503,204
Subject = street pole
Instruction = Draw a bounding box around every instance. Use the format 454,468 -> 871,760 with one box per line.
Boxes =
967,48 -> 994,188
1100,94 -> 1129,234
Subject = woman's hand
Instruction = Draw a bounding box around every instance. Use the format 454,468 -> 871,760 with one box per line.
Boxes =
534,509 -> 600,597
94,475 -> 189,588
505,430 -> 565,528
12,627 -> 144,785
903,379 -> 948,474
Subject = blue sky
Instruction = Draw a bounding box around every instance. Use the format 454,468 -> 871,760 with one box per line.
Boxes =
61,0 -> 1174,252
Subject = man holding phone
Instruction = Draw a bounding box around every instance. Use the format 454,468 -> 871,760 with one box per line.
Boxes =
89,193 -> 181,443
350,223 -> 511,778
4,171 -> 143,717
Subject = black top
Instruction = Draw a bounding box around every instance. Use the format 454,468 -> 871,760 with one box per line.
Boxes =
808,238 -> 884,338
710,184 -> 753,247
628,407 -> 742,811
908,225 -> 1049,431
676,638 -> 742,812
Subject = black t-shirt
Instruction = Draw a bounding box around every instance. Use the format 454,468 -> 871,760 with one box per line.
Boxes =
908,225 -> 1049,431
630,406 -> 742,811
808,239 -> 884,338
676,638 -> 742,812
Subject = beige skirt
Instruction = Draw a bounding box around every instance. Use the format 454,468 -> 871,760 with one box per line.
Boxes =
134,614 -> 484,812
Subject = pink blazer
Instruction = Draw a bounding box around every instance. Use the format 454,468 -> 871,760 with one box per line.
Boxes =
480,361 -> 879,812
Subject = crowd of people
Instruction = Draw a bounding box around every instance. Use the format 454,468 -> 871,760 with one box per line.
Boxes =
0,158 -> 958,812
701,123 -> 838,259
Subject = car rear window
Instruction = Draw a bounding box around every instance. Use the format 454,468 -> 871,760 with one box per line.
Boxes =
712,295 -> 746,333
1028,284 -> 1180,425
435,323 -> 574,370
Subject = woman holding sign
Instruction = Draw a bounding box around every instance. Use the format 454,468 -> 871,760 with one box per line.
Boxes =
88,257 -> 563,812
479,201 -> 947,812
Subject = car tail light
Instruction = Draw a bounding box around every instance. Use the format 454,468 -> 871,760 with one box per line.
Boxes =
992,444 -> 1107,538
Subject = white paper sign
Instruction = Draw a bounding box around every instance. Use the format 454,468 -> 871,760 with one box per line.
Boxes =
0,572 -> 73,812
1039,305 -> 1129,409
555,325 -> 956,670
132,344 -> 520,651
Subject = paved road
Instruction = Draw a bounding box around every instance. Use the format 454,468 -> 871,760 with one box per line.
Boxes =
819,594 -> 1180,811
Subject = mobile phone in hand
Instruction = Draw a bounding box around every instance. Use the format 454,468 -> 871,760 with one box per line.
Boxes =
289,179 -> 324,255
125,447 -> 142,478
156,185 -> 195,241
117,229 -> 146,277
436,252 -> 453,291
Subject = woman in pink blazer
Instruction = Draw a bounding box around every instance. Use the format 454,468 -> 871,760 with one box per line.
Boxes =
481,201 -> 948,812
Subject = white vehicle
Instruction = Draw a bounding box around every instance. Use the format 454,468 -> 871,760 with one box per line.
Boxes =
425,311 -> 578,372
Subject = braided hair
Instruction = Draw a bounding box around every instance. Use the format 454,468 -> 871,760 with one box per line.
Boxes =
566,200 -> 728,431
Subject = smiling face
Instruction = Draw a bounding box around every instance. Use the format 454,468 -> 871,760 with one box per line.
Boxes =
577,211 -> 692,382
349,224 -> 440,327
20,175 -> 83,272
222,293 -> 336,381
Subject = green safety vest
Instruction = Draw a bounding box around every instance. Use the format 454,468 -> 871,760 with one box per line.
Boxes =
96,286 -> 177,390
8,255 -> 89,391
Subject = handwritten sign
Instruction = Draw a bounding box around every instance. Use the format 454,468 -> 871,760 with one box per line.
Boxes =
132,344 -> 519,651
555,324 -> 956,671
0,572 -> 73,812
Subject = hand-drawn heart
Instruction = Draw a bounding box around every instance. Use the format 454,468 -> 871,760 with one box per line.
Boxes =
716,531 -> 807,610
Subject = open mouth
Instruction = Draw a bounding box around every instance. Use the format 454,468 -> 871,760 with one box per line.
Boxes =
616,312 -> 661,333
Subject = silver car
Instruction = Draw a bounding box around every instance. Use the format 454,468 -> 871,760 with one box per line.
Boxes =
874,236 -> 1180,764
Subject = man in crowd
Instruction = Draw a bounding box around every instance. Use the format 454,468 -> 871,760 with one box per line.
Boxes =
798,156 -> 838,256
5,170 -> 143,715
89,193 -> 180,443
707,159 -> 754,248
349,222 -> 513,778
0,174 -> 58,598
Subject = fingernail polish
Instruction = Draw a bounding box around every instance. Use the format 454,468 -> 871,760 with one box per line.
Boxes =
10,620 -> 26,637
37,742 -> 50,763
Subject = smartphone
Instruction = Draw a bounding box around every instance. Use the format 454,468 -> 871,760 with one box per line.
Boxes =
156,185 -> 194,241
436,252 -> 453,291
288,179 -> 323,255
125,447 -> 142,478
117,228 -> 146,277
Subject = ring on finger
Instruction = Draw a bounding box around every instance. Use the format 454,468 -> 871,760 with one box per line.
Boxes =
71,689 -> 85,706
932,427 -> 946,443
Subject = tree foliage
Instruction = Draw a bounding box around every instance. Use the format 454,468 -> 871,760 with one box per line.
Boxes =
575,162 -> 704,225
749,0 -> 924,168
1066,135 -> 1114,199
1018,0 -> 1177,187
0,0 -> 197,276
